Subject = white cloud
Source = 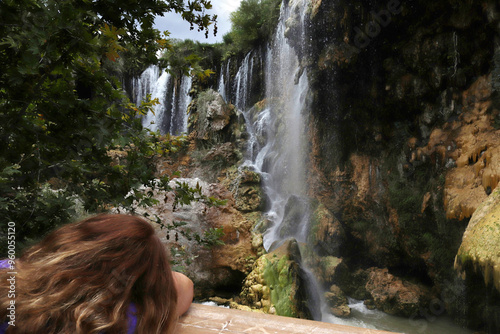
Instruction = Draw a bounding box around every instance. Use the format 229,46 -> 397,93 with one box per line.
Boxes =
154,0 -> 242,43
214,0 -> 242,14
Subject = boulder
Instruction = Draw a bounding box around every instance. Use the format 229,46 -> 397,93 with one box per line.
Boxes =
455,186 -> 500,292
364,267 -> 434,317
221,166 -> 263,213
240,239 -> 314,319
324,284 -> 351,318
278,195 -> 311,240
308,203 -> 345,257
188,89 -> 241,148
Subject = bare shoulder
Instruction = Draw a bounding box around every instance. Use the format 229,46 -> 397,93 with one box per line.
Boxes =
172,272 -> 194,316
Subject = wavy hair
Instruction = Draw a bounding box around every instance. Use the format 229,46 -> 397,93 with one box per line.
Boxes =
0,214 -> 178,334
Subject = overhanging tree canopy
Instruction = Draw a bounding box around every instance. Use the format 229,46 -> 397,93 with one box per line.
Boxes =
0,0 -> 217,254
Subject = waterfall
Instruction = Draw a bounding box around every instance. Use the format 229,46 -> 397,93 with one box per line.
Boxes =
214,2 -> 477,333
132,66 -> 164,133
217,58 -> 231,102
235,0 -> 311,254
235,0 -> 323,321
132,65 -> 192,135
217,59 -> 231,102
234,51 -> 254,110
217,65 -> 226,101
170,75 -> 192,134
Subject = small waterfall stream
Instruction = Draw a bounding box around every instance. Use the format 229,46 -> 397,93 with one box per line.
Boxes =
132,65 -> 192,135
217,58 -> 231,102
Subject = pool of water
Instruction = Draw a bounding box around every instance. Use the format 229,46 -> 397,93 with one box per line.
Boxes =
202,299 -> 473,333
322,299 -> 473,334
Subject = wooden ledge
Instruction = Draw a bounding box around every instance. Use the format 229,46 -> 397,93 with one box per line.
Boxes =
177,304 -> 401,333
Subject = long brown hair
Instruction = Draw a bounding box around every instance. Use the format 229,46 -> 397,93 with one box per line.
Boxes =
0,214 -> 178,334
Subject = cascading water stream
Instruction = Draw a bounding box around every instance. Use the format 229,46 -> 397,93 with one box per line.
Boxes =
132,65 -> 192,135
169,75 -> 192,134
234,51 -> 254,111
234,0 -> 325,321
218,59 -> 231,102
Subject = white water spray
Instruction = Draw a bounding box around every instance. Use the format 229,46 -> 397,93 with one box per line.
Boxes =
235,0 -> 322,320
132,65 -> 192,135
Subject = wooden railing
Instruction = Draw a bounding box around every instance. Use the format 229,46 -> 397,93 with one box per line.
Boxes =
177,304 -> 401,333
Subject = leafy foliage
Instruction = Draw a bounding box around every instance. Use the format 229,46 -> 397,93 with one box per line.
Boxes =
221,0 -> 282,57
0,0 -> 220,256
159,39 -> 218,84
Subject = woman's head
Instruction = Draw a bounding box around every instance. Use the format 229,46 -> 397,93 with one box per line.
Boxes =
0,214 -> 178,334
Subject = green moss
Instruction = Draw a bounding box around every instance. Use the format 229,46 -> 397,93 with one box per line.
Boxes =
262,254 -> 299,317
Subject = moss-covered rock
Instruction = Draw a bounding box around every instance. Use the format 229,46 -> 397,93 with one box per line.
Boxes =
240,239 -> 313,319
455,186 -> 500,292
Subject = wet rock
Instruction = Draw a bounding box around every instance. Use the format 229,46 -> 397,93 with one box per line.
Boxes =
311,255 -> 349,289
308,203 -> 345,257
364,267 -> 434,317
278,195 -> 311,239
455,186 -> 500,293
453,183 -> 500,333
222,166 -> 263,213
324,285 -> 351,318
240,239 -> 314,319
338,268 -> 370,301
235,184 -> 263,212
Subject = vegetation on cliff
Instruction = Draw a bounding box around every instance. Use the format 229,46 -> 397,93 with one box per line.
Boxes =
222,0 -> 282,57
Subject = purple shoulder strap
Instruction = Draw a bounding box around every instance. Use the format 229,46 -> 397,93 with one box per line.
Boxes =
127,303 -> 138,334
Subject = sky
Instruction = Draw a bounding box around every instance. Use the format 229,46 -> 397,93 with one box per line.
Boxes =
154,0 -> 242,44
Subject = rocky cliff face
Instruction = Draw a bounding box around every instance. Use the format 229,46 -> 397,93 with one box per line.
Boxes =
299,0 -> 500,331
133,0 -> 500,331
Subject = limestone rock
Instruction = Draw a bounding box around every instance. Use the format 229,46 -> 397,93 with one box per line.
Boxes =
455,186 -> 500,292
203,142 -> 241,166
240,239 -> 314,319
324,285 -> 351,318
189,89 -> 238,147
331,304 -> 351,318
308,203 -> 345,257
222,166 -> 263,213
424,75 -> 500,221
364,267 -> 434,317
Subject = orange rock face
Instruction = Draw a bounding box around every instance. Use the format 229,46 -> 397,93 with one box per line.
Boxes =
364,267 -> 434,317
433,76 -> 498,220
398,75 -> 500,220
